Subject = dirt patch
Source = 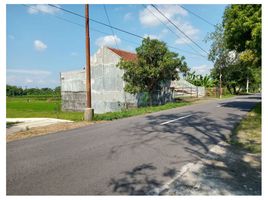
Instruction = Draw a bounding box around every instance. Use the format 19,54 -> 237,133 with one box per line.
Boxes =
7,121 -> 107,142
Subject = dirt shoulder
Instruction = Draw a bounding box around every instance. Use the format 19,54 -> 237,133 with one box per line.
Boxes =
6,121 -> 106,142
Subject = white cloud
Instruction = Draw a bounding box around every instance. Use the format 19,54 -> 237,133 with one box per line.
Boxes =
174,21 -> 199,44
7,69 -> 51,75
124,12 -> 133,21
139,5 -> 199,45
27,4 -> 61,15
34,40 -> 47,51
95,35 -> 121,47
139,5 -> 188,27
191,65 -> 212,76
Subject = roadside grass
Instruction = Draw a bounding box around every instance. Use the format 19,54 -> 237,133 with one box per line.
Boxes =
6,122 -> 20,128
7,97 -> 191,121
7,97 -> 84,121
94,101 -> 191,120
221,94 -> 235,98
7,93 -> 237,123
229,103 -> 261,154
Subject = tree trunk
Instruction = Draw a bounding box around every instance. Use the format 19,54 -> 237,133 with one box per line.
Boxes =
232,85 -> 236,95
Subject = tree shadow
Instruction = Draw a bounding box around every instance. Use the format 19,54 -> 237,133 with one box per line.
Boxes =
108,163 -> 161,195
107,98 -> 261,195
167,144 -> 261,195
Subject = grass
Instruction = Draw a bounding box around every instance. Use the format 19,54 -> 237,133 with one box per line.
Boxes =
221,93 -> 235,99
7,97 -> 191,122
6,121 -> 20,128
7,97 -> 84,121
94,102 -> 191,120
230,103 -> 261,154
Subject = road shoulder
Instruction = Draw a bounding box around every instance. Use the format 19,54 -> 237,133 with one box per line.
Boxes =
160,141 -> 261,195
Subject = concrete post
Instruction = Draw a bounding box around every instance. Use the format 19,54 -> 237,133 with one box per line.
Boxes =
84,108 -> 94,121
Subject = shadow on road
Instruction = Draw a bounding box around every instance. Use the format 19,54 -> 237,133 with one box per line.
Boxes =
167,143 -> 261,195
107,98 -> 261,195
109,163 -> 161,195
219,101 -> 258,112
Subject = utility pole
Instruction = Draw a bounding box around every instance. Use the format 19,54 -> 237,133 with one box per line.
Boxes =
84,4 -> 94,121
219,67 -> 222,99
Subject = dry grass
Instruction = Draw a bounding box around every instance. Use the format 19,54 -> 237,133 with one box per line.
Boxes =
6,121 -> 106,142
230,103 -> 261,154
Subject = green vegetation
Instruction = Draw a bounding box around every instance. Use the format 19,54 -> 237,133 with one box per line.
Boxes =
7,97 -> 84,121
6,121 -> 20,128
6,85 -> 61,96
94,102 -> 191,120
7,97 -> 191,122
186,71 -> 215,87
230,103 -> 261,153
117,37 -> 189,105
206,5 -> 261,95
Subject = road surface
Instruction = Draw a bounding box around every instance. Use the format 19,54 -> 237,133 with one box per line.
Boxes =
7,94 -> 261,195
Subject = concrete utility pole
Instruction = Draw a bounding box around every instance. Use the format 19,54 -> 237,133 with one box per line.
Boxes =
246,77 -> 249,94
84,4 -> 94,121
219,67 -> 222,99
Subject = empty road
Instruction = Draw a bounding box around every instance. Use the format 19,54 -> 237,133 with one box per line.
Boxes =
7,94 -> 261,195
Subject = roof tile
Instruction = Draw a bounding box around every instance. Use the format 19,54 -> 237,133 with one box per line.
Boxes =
107,47 -> 137,61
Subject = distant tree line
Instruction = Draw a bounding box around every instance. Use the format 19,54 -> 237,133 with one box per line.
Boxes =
6,85 -> 61,96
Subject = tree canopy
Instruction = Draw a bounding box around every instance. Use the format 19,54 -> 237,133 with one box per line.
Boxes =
117,37 -> 189,105
223,4 -> 261,66
207,5 -> 261,94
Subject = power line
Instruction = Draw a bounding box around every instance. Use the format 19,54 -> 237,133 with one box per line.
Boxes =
47,4 -> 208,58
151,4 -> 209,55
22,4 -> 139,50
48,4 -> 144,39
142,5 -> 206,58
23,4 -> 207,58
179,5 -> 215,27
103,5 -> 119,49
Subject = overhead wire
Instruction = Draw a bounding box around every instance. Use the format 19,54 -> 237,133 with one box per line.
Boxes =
22,4 -> 208,58
142,4 -> 206,58
103,5 -> 119,49
151,4 -> 209,56
179,5 -> 216,27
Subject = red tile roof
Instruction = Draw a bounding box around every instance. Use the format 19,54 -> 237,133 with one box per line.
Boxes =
107,47 -> 137,61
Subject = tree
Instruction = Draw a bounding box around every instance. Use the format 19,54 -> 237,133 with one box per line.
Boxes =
223,5 -> 261,93
186,71 -> 215,87
6,85 -> 24,96
54,86 -> 61,95
223,4 -> 261,67
117,37 -> 188,105
205,23 -> 235,96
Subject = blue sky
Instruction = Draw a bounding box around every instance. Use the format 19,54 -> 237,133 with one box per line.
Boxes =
6,4 -> 226,88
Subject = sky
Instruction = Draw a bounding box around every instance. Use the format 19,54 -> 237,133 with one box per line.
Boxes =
6,4 -> 227,88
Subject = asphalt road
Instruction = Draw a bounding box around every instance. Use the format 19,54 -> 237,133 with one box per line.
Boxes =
7,94 -> 261,195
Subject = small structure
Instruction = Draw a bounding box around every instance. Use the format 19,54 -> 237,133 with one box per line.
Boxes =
61,46 -> 205,114
170,79 -> 205,98
61,46 -> 173,114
